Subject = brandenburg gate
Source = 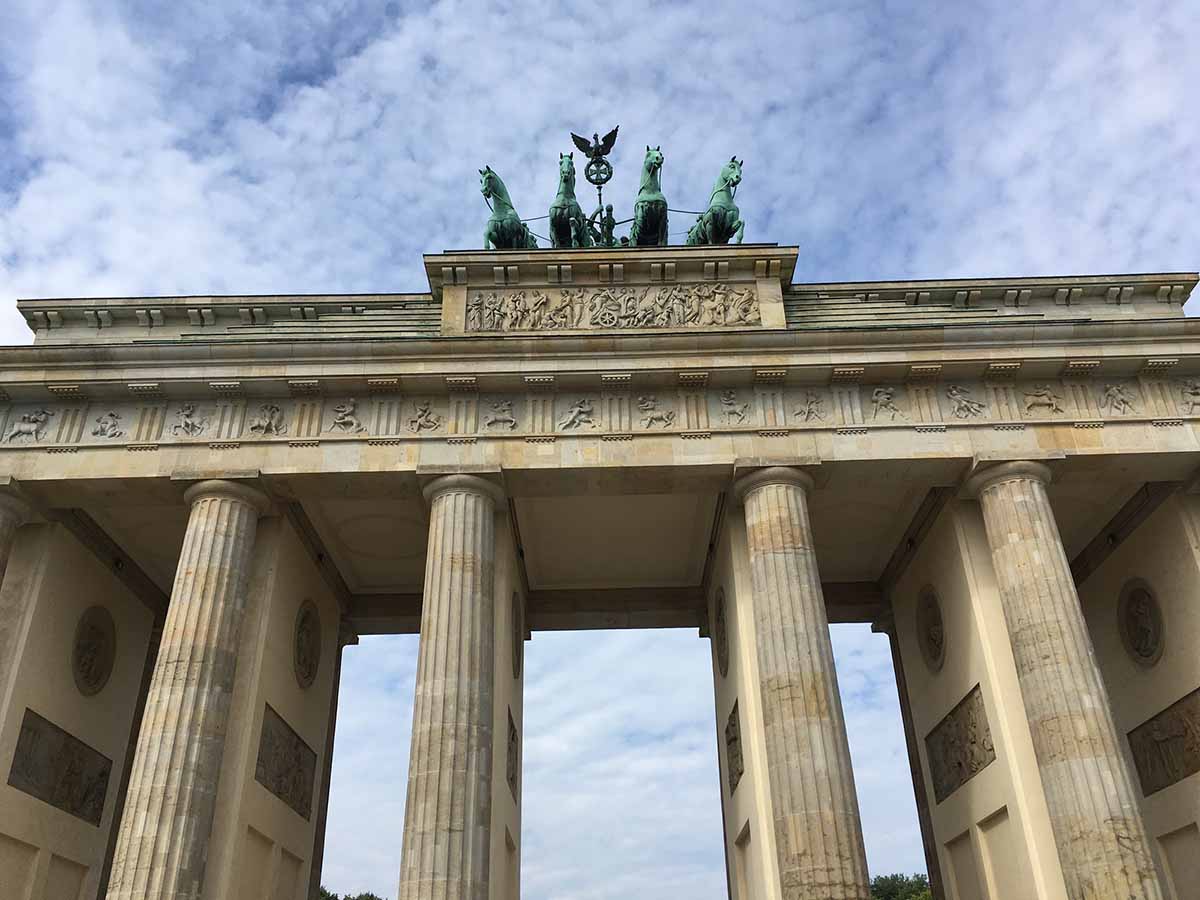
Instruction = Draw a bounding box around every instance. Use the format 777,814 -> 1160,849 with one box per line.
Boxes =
1,140 -> 1199,900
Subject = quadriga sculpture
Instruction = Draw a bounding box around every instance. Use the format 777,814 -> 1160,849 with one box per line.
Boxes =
686,157 -> 745,245
548,153 -> 591,249
629,145 -> 668,247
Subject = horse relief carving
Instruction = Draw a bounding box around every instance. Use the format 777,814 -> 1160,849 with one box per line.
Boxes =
329,398 -> 366,434
637,395 -> 675,428
6,408 -> 54,442
466,283 -> 760,333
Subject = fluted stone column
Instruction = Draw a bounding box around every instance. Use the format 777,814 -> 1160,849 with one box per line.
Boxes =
967,462 -> 1163,900
0,490 -> 33,717
398,474 -> 502,900
107,479 -> 269,900
0,490 -> 30,580
734,467 -> 871,900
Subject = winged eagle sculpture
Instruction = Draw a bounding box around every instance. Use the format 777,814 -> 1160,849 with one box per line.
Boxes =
571,126 -> 619,163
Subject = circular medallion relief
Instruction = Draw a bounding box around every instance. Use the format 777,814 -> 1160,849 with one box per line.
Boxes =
294,599 -> 321,689
916,588 -> 946,673
714,588 -> 730,678
1118,580 -> 1164,667
72,606 -> 116,697
512,592 -> 524,680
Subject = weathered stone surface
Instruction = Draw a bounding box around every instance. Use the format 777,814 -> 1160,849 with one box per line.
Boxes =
8,707 -> 112,826
724,701 -> 744,793
255,703 -> 317,819
106,479 -> 269,900
969,461 -> 1163,900
397,474 -> 502,900
924,684 -> 995,803
0,490 -> 30,578
735,466 -> 871,900
1128,686 -> 1200,796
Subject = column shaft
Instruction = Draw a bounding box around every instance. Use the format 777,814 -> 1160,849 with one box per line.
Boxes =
106,480 -> 268,900
970,462 -> 1162,900
0,492 -> 29,578
398,475 -> 500,900
308,625 -> 356,900
737,468 -> 871,900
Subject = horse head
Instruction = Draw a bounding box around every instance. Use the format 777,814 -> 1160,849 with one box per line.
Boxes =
643,144 -> 664,177
721,156 -> 743,190
558,152 -> 576,190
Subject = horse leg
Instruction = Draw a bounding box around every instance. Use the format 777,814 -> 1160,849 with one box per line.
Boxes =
734,217 -> 745,244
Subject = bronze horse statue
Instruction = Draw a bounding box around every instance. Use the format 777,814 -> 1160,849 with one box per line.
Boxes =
629,145 -> 668,247
686,157 -> 745,245
549,153 -> 592,248
480,166 -> 537,249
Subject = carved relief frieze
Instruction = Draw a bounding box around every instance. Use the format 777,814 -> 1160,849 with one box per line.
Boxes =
254,704 -> 317,819
1179,379 -> 1200,415
915,588 -> 946,673
407,399 -> 443,433
466,282 -> 761,333
170,402 -> 210,437
1023,384 -> 1066,416
869,386 -> 905,422
1118,580 -> 1164,667
945,384 -> 986,419
719,390 -> 751,425
327,398 -> 366,434
925,684 -> 996,803
248,402 -> 288,436
5,407 -> 55,443
294,599 -> 321,689
484,398 -> 519,431
1127,686 -> 1200,796
7,708 -> 112,825
558,397 -> 599,431
636,395 -> 676,429
725,701 -> 744,793
73,606 -> 117,697
91,410 -> 125,439
1098,382 -> 1138,416
794,390 -> 826,423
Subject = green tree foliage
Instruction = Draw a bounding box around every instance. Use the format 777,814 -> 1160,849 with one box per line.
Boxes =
318,889 -> 338,900
871,872 -> 931,900
318,889 -> 385,900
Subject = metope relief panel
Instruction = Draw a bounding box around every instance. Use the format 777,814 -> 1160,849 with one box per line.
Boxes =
481,396 -> 520,433
7,708 -> 112,826
867,385 -> 906,423
254,704 -> 317,819
324,397 -> 368,435
791,388 -> 828,425
465,282 -> 761,333
925,684 -> 996,803
634,394 -> 676,430
1127,686 -> 1200,796
557,395 -> 601,432
246,401 -> 292,438
3,405 -> 61,444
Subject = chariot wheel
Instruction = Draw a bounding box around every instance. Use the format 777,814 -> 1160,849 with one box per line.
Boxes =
584,158 -> 613,186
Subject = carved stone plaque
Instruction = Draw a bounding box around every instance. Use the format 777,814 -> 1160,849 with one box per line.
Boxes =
1118,581 -> 1164,667
466,282 -> 761,333
7,708 -> 112,825
293,599 -> 321,690
916,588 -> 946,673
1128,686 -> 1200,796
713,588 -> 730,678
254,704 -> 317,819
925,685 -> 996,803
507,708 -> 519,800
725,702 -> 744,794
511,592 -> 524,680
72,605 -> 116,697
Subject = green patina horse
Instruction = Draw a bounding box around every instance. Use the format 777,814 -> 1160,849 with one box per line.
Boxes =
549,153 -> 592,249
629,145 -> 668,247
686,157 -> 745,245
480,166 -> 537,250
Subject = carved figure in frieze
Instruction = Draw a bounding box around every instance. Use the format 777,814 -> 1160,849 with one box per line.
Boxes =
558,398 -> 598,430
1099,383 -> 1136,415
408,400 -> 442,433
1128,688 -> 1200,796
795,392 -> 825,422
330,398 -> 366,434
249,403 -> 287,436
726,286 -> 761,325
91,411 -> 124,438
5,407 -> 54,442
925,685 -> 996,802
1024,385 -> 1065,414
946,384 -> 985,419
720,390 -> 750,425
527,291 -> 550,329
871,386 -> 904,421
466,293 -> 483,332
484,399 -> 518,430
171,403 -> 208,437
697,284 -> 727,326
637,396 -> 676,428
1180,380 -> 1200,415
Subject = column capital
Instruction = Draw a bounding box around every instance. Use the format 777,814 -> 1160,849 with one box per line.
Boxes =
422,473 -> 505,506
965,460 -> 1052,498
733,465 -> 814,502
183,479 -> 271,516
0,490 -> 32,525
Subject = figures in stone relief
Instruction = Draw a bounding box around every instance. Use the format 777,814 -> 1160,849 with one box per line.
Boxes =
171,403 -> 208,437
558,399 -> 598,430
795,392 -> 825,422
5,408 -> 53,442
484,399 -> 518,430
330,398 -> 366,434
945,385 -> 985,419
1181,380 -> 1200,415
1024,385 -> 1064,414
92,411 -> 124,438
466,283 -> 760,332
720,391 -> 750,425
871,386 -> 904,421
637,396 -> 676,428
249,404 -> 287,436
408,401 -> 442,433
1099,383 -> 1136,415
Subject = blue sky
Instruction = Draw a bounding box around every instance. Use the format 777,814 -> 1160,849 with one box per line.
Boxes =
1,1 -> 1197,897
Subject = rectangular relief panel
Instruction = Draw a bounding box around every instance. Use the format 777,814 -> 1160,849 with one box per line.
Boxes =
7,708 -> 112,826
254,704 -> 317,820
1127,685 -> 1200,796
924,684 -> 996,803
